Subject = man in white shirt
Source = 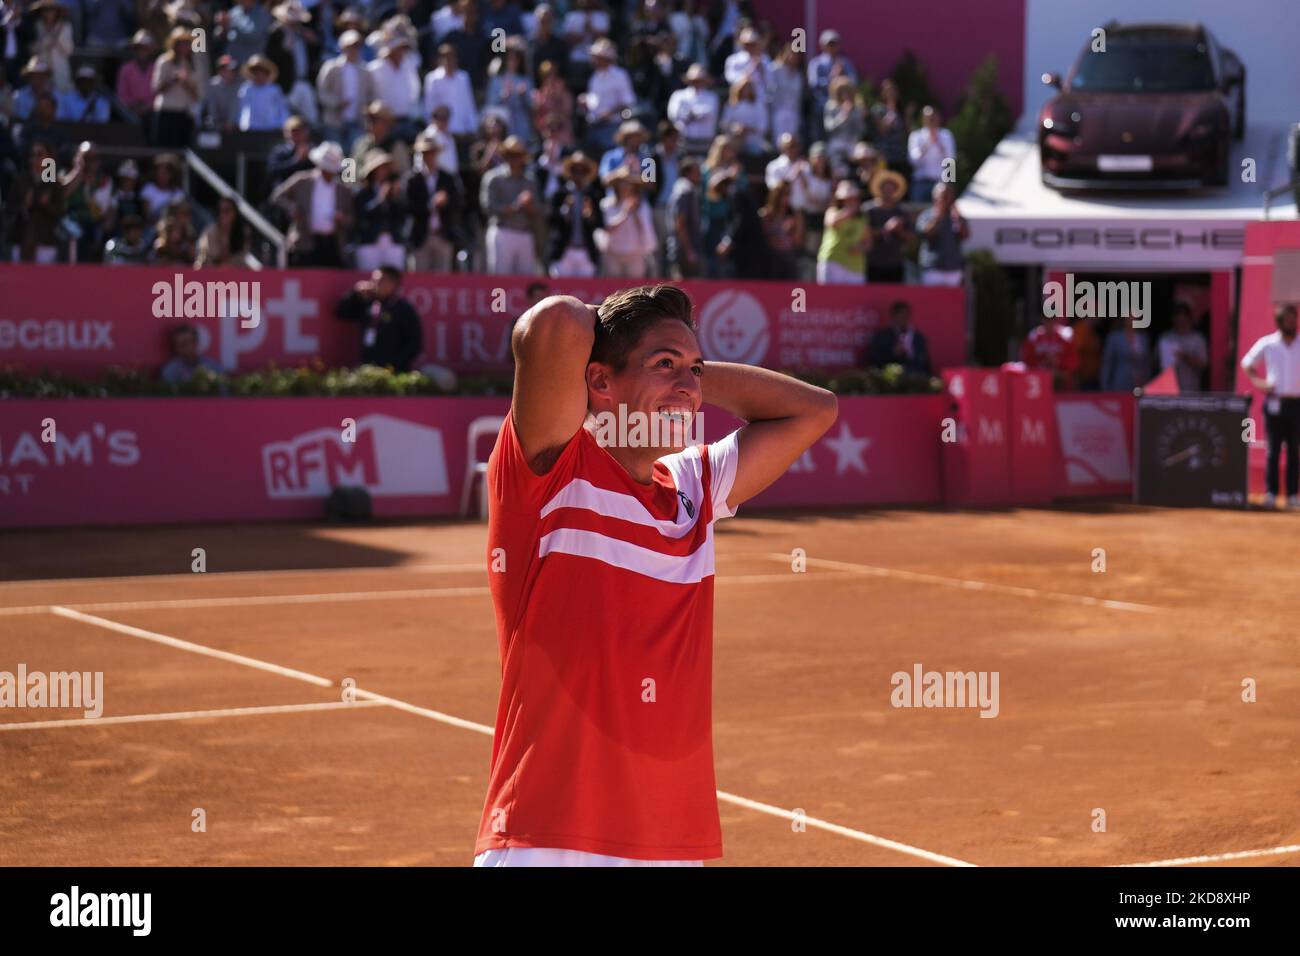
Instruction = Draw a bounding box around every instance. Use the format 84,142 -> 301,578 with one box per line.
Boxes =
723,26 -> 771,103
424,43 -> 478,137
1157,300 -> 1208,392
581,37 -> 633,154
367,33 -> 421,133
907,106 -> 956,202
1240,303 -> 1300,507
667,63 -> 719,155
765,133 -> 810,211
317,29 -> 374,152
422,105 -> 459,174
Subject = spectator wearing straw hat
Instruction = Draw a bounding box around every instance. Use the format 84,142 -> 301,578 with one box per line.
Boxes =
237,54 -> 290,130
217,0 -> 273,66
817,179 -> 869,285
546,150 -> 602,278
271,140 -> 354,267
598,119 -> 650,192
667,63 -> 719,156
57,64 -> 110,123
352,100 -> 411,177
204,54 -> 242,132
30,0 -> 72,92
266,1 -> 320,95
152,26 -> 207,146
580,37 -> 633,154
317,28 -> 374,151
117,32 -> 158,120
480,134 -> 543,274
367,26 -> 421,133
406,131 -> 462,273
268,115 -> 314,185
14,57 -> 54,122
353,149 -> 409,271
864,167 -> 912,284
598,166 -> 657,278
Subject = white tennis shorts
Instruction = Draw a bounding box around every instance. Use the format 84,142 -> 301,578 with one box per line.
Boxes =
474,847 -> 704,867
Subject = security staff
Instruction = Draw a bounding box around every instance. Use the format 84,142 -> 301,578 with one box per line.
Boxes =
1241,304 -> 1300,507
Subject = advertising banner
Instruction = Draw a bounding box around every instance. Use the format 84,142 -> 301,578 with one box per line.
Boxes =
0,266 -> 966,379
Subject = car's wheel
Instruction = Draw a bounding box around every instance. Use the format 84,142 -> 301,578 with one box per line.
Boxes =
1234,74 -> 1246,141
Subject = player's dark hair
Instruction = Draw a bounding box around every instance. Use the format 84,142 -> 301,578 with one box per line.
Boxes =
377,264 -> 402,283
591,284 -> 696,372
1276,304 -> 1297,327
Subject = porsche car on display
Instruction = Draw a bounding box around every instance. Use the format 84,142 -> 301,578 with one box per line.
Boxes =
1039,21 -> 1246,190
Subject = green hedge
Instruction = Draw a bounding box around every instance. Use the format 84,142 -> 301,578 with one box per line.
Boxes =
1,363 -> 941,399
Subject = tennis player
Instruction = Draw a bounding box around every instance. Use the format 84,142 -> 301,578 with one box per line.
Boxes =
473,285 -> 837,867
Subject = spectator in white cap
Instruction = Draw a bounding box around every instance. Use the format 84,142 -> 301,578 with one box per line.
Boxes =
270,141 -> 355,268
807,28 -> 857,141
57,64 -> 110,123
317,29 -> 376,151
667,63 -> 719,155
580,36 -> 633,154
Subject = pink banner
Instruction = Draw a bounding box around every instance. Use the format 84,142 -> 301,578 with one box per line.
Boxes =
941,367 -> 1011,506
1,395 -> 949,528
0,265 -> 965,379
1006,368 -> 1060,505
1053,392 -> 1136,497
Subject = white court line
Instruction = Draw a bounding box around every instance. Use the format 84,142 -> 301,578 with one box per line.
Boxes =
715,791 -> 975,867
0,572 -> 859,616
49,604 -> 970,867
1116,844 -> 1300,867
761,553 -> 1161,613
48,606 -> 335,687
0,699 -> 385,732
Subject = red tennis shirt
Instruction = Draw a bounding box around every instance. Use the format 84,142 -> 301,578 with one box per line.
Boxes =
474,415 -> 741,861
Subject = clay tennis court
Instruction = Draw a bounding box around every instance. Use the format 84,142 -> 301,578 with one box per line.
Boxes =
2,503 -> 1297,868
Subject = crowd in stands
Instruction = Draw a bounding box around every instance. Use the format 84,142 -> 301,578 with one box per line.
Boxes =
0,0 -> 968,285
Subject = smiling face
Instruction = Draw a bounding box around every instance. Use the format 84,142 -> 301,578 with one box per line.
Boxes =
587,318 -> 703,456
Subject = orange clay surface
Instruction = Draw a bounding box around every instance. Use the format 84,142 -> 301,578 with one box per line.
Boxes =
1,503 -> 1297,867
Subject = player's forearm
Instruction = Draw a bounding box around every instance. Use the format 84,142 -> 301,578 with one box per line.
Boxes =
702,361 -> 837,424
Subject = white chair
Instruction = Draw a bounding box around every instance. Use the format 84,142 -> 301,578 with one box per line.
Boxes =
460,415 -> 505,519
